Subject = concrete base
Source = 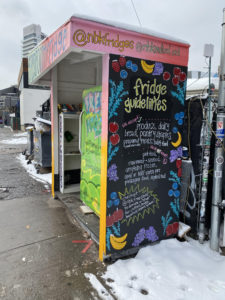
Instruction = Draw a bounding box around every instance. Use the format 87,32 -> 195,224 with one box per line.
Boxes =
56,192 -> 99,244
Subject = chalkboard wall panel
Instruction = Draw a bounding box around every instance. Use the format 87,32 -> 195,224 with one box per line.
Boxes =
106,54 -> 187,255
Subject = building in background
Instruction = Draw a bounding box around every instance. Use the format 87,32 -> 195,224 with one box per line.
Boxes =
0,24 -> 49,130
18,58 -> 50,130
22,24 -> 47,57
0,86 -> 20,128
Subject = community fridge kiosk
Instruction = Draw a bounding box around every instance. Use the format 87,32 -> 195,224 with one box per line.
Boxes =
28,15 -> 190,261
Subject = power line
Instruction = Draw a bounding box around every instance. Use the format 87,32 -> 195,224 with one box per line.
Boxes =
131,0 -> 142,28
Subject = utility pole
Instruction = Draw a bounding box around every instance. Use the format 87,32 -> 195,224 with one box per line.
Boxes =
198,44 -> 214,243
210,8 -> 225,251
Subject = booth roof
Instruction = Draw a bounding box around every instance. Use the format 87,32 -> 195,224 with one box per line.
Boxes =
71,13 -> 189,46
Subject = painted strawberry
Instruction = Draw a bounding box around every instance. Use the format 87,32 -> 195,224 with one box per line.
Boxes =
176,159 -> 182,168
179,72 -> 187,82
109,122 -> 119,133
115,208 -> 124,220
163,71 -> 171,81
172,76 -> 179,86
166,224 -> 173,236
112,60 -> 120,72
172,222 -> 179,234
106,215 -> 114,227
173,67 -> 181,76
110,134 -> 120,145
112,209 -> 124,222
177,168 -> 182,177
119,56 -> 126,67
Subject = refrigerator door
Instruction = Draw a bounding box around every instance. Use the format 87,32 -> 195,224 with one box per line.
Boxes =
80,86 -> 102,216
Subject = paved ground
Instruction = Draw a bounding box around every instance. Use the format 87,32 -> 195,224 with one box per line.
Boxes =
0,127 -> 109,300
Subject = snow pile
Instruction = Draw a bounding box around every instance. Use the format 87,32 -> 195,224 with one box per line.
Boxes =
17,153 -> 52,185
1,137 -> 27,144
85,273 -> 114,300
88,238 -> 225,300
34,120 -> 51,132
72,13 -> 189,45
187,77 -> 219,91
0,131 -> 28,144
13,132 -> 27,137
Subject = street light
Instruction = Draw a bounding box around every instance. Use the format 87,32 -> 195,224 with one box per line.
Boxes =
204,43 -> 214,126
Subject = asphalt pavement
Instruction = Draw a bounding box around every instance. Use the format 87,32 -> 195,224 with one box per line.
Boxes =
0,127 -> 109,300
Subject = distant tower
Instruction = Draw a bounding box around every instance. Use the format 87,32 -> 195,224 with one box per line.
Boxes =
22,24 -> 47,57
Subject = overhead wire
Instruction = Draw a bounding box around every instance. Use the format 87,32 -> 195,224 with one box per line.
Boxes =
131,0 -> 142,28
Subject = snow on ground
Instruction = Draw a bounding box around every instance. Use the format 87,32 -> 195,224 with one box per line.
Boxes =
84,273 -> 114,300
13,132 -> 27,137
17,153 -> 52,185
3,126 -> 13,132
1,136 -> 27,144
0,131 -> 27,144
86,238 -> 225,300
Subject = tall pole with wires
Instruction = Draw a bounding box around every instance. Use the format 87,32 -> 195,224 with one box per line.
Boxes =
198,44 -> 214,243
208,56 -> 212,125
210,8 -> 225,251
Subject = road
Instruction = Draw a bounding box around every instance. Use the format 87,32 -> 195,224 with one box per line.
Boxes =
0,127 -> 108,300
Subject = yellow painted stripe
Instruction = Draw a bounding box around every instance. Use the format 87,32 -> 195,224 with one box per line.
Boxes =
51,131 -> 55,198
50,81 -> 55,199
99,141 -> 108,260
99,54 -> 109,261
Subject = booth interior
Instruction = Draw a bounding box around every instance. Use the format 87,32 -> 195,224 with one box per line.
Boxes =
39,49 -> 103,242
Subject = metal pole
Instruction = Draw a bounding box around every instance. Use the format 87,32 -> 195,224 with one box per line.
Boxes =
210,8 -> 225,251
198,139 -> 210,243
198,52 -> 212,243
208,56 -> 211,128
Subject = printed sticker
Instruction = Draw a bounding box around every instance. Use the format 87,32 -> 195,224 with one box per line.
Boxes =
216,156 -> 224,165
215,171 -> 222,178
217,121 -> 223,129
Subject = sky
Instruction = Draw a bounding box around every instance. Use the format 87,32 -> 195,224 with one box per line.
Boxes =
0,0 -> 224,89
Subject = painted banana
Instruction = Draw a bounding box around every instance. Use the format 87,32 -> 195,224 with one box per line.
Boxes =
141,60 -> 155,74
171,131 -> 182,147
110,233 -> 127,250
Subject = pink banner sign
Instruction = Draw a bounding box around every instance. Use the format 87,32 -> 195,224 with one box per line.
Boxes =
70,17 -> 189,67
28,22 -> 70,83
29,16 -> 189,84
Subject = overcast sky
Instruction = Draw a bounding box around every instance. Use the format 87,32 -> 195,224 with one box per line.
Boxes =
0,0 -> 224,89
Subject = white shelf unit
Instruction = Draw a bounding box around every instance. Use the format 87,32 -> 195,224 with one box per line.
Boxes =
59,113 -> 81,193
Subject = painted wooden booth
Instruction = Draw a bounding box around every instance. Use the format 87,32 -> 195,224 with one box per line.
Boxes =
28,15 -> 190,260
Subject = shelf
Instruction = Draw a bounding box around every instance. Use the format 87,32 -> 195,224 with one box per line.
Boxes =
64,153 -> 81,156
64,142 -> 78,145
64,184 -> 80,193
59,112 -> 81,194
62,113 -> 80,119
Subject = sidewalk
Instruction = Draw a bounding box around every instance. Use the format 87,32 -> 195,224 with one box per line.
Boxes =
1,128 -> 225,300
0,128 -> 107,300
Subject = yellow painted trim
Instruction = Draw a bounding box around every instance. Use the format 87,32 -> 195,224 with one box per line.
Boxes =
99,141 -> 108,261
99,54 -> 109,261
51,131 -> 55,198
50,76 -> 55,199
